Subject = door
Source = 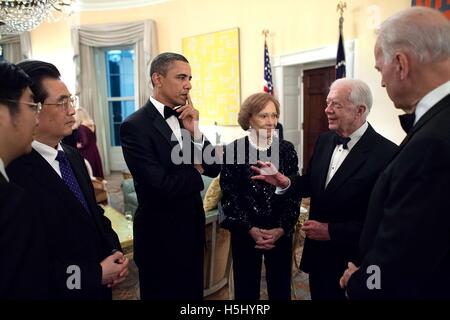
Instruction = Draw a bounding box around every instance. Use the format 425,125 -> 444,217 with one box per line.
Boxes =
302,66 -> 335,172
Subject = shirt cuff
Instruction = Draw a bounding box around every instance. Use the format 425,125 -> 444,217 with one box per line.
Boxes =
275,178 -> 291,195
192,134 -> 205,148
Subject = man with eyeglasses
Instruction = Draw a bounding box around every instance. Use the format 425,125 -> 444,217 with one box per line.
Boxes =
0,60 -> 50,299
251,78 -> 397,300
7,60 -> 129,300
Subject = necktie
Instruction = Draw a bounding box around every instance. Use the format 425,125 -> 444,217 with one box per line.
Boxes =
56,150 -> 90,213
398,113 -> 415,134
164,106 -> 179,119
333,133 -> 351,149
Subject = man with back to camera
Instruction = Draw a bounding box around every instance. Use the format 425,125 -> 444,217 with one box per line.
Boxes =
7,60 -> 129,299
251,78 -> 397,299
340,7 -> 450,299
120,52 -> 220,300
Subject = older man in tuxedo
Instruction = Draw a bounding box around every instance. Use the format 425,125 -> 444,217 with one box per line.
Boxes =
252,78 -> 397,299
7,60 -> 128,299
340,7 -> 450,299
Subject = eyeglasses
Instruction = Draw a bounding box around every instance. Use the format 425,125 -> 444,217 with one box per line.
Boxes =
43,95 -> 78,112
1,99 -> 42,114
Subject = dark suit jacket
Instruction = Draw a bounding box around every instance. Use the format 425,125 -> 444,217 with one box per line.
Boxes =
289,124 -> 397,277
120,100 -> 220,299
0,173 -> 49,299
347,94 -> 450,299
7,144 -> 121,300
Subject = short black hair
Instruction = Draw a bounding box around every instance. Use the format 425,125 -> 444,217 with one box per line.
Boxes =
16,60 -> 61,103
0,60 -> 32,116
150,52 -> 189,86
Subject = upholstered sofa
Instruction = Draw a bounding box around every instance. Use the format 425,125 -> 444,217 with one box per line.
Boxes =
120,175 -> 231,297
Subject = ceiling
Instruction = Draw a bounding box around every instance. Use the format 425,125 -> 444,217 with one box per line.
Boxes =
78,0 -> 168,11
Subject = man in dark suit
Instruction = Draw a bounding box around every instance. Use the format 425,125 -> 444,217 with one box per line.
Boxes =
7,60 -> 129,299
251,78 -> 397,299
0,60 -> 48,299
340,7 -> 450,299
120,52 -> 220,300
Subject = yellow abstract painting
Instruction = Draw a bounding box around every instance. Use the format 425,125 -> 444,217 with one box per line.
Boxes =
182,28 -> 240,126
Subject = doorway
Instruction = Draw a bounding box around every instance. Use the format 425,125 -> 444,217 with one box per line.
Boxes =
302,66 -> 335,172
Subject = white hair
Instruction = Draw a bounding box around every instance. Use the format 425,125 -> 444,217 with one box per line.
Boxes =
377,7 -> 450,64
330,78 -> 373,116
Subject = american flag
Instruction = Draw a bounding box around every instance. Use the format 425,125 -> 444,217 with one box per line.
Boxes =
264,40 -> 273,95
336,27 -> 346,79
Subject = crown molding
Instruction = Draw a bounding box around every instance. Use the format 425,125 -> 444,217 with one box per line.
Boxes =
78,0 -> 169,11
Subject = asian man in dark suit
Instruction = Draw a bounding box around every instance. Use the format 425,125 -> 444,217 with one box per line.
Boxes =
340,7 -> 450,299
251,78 -> 397,299
120,52 -> 220,300
7,60 -> 129,300
0,60 -> 48,299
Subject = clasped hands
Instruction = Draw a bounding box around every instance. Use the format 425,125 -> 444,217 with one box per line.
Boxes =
101,251 -> 130,288
249,227 -> 285,250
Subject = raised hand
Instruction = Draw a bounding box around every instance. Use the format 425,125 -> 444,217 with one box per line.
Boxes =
177,94 -> 202,140
250,160 -> 290,188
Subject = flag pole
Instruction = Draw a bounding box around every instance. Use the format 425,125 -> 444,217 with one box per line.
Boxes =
335,1 -> 347,79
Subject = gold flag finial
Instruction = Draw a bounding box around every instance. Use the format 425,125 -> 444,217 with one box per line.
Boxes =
337,1 -> 347,31
262,29 -> 269,40
337,1 -> 347,18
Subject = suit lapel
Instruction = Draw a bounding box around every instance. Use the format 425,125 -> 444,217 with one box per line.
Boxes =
27,149 -> 95,225
0,172 -> 6,185
325,124 -> 375,193
315,134 -> 335,193
397,94 -> 450,152
144,101 -> 180,151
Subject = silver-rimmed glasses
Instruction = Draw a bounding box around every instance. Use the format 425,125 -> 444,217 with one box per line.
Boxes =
43,95 -> 78,112
2,99 -> 42,114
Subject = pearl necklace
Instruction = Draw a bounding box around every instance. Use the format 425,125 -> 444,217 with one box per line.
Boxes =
248,133 -> 273,151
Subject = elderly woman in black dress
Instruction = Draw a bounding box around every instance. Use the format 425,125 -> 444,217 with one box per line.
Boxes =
220,92 -> 300,300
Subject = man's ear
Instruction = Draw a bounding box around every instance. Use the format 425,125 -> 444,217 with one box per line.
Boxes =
357,104 -> 367,116
395,52 -> 410,80
151,72 -> 162,87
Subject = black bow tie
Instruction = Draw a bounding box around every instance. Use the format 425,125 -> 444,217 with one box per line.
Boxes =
333,133 -> 351,149
398,113 -> 415,134
164,106 -> 179,119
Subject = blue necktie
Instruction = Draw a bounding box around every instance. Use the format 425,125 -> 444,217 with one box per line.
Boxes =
56,150 -> 90,213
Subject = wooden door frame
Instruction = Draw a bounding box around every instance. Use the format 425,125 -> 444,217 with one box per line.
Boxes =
272,40 -> 356,172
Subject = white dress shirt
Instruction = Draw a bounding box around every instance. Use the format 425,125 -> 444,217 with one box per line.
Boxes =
276,122 -> 369,194
0,157 -> 8,182
150,97 -> 183,145
32,140 -> 65,178
150,96 -> 204,149
325,121 -> 368,187
414,79 -> 450,125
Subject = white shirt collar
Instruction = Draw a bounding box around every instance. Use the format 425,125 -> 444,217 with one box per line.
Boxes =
414,79 -> 450,124
150,97 -> 166,119
0,157 -> 8,182
346,121 -> 369,150
32,140 -> 63,166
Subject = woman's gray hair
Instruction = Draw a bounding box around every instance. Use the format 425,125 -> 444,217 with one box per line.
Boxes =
377,7 -> 450,64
